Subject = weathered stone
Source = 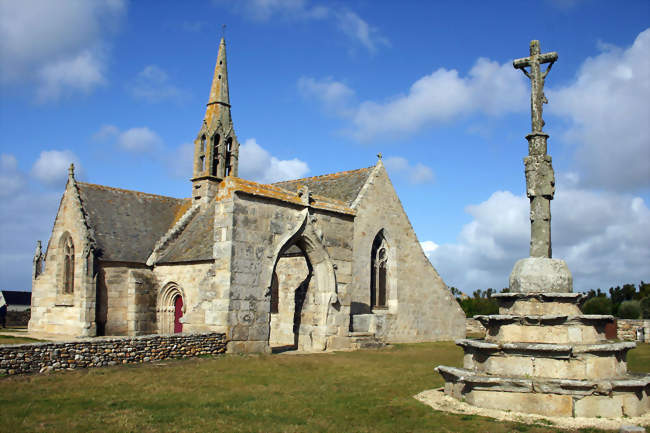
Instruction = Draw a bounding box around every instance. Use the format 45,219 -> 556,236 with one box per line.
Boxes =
509,257 -> 573,293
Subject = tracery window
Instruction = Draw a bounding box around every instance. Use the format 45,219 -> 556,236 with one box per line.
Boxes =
62,234 -> 75,294
370,231 -> 388,309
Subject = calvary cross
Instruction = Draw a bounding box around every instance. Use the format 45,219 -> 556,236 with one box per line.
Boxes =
513,40 -> 558,133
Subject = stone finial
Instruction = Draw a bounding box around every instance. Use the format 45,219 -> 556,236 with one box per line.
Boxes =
33,240 -> 43,279
377,152 -> 382,160
298,185 -> 311,205
68,163 -> 75,179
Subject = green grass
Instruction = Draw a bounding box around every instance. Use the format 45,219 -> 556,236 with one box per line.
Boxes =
0,335 -> 43,345
0,342 -> 648,433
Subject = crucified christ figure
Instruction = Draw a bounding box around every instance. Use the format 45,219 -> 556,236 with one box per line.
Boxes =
513,40 -> 558,133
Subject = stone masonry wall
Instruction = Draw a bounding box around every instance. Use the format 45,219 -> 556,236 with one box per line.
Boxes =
617,319 -> 650,342
30,179 -> 96,337
352,164 -> 466,342
0,332 -> 227,376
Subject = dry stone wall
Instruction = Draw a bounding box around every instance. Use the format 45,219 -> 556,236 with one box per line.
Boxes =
617,319 -> 650,342
0,332 -> 227,376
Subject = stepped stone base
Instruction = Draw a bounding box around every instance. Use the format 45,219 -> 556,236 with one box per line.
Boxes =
438,366 -> 650,418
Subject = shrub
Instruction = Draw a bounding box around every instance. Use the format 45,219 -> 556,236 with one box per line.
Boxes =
641,297 -> 650,319
460,297 -> 499,317
617,300 -> 641,319
582,296 -> 612,315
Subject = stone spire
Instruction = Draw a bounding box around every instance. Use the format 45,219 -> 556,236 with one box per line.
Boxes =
191,36 -> 240,201
204,37 -> 230,128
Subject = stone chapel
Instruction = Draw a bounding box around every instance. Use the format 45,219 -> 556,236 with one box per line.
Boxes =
28,38 -> 465,353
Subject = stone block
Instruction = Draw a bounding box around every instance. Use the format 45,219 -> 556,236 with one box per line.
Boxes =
619,425 -> 646,432
467,390 -> 573,417
615,393 -> 647,417
574,395 -> 623,418
509,258 -> 573,293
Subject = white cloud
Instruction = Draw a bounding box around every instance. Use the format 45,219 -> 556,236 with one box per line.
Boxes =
0,154 -> 26,197
239,138 -> 309,183
31,150 -> 82,186
36,50 -> 106,102
425,187 -> 650,292
300,58 -> 527,141
0,0 -> 125,101
350,58 -> 527,141
117,127 -> 163,153
549,28 -> 650,191
128,65 -> 186,103
297,76 -> 354,112
384,156 -> 435,184
334,9 -> 389,53
220,0 -> 386,53
93,125 -> 163,153
420,240 -> 439,254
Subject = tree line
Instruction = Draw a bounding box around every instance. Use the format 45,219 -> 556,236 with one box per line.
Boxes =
450,282 -> 650,319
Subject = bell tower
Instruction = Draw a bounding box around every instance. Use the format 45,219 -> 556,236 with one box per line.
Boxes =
191,37 -> 240,201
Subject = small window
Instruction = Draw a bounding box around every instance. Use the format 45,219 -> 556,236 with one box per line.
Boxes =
370,231 -> 388,309
62,234 -> 75,294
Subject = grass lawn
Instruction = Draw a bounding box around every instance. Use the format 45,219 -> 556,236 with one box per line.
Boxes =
1,342 -> 648,433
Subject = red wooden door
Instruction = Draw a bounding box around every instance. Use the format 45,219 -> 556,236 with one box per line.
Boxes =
174,295 -> 183,333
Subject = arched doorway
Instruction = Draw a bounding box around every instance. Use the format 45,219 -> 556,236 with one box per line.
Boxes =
158,283 -> 185,334
266,217 -> 338,352
269,243 -> 312,351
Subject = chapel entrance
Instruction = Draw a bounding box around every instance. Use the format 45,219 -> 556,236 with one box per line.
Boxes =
157,283 -> 184,334
269,243 -> 312,353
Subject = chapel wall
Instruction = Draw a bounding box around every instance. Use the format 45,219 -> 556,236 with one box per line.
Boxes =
29,182 -> 95,337
152,262 -> 219,334
225,194 -> 353,353
351,166 -> 466,342
96,265 -> 129,335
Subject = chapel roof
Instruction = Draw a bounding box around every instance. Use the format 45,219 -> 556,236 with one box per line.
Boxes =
156,204 -> 216,264
76,182 -> 188,263
272,166 -> 374,206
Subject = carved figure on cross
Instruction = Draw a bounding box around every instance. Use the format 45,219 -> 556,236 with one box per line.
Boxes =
513,40 -> 558,133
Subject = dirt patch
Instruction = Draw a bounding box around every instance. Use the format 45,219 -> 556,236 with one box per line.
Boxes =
415,388 -> 650,431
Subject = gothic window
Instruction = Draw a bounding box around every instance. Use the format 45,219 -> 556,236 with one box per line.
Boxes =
62,234 -> 75,294
211,134 -> 220,176
225,137 -> 233,176
370,230 -> 388,309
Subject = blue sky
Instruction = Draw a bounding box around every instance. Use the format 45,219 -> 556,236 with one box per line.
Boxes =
0,0 -> 648,293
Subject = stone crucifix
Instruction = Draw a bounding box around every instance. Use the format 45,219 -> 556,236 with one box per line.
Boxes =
514,40 -> 557,134
513,40 -> 558,258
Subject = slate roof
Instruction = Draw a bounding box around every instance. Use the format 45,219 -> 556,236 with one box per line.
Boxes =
1,290 -> 31,306
272,166 -> 374,206
77,182 -> 188,263
156,205 -> 216,263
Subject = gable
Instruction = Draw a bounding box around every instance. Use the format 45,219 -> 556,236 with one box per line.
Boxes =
76,182 -> 187,263
273,166 -> 373,206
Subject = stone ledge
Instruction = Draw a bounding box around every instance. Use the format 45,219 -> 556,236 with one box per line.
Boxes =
435,365 -> 650,395
456,338 -> 636,357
